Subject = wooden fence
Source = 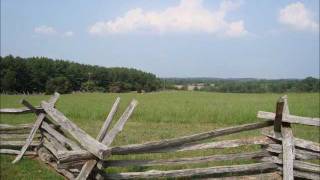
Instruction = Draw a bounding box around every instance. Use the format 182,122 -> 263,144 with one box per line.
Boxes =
0,93 -> 319,179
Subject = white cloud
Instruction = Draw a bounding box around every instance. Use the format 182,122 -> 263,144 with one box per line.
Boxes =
63,31 -> 74,37
279,2 -> 319,31
89,0 -> 247,37
34,25 -> 57,35
34,26 -> 74,37
225,20 -> 246,37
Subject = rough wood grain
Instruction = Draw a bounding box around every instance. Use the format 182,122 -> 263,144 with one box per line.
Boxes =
278,167 -> 320,180
76,97 -> 122,180
0,149 -> 36,155
257,111 -> 320,126
274,97 -> 284,136
56,150 -> 93,162
202,172 -> 282,180
77,99 -> 137,180
41,121 -> 81,150
99,162 -> 278,179
291,160 -> 319,174
286,114 -> 320,127
155,137 -> 273,153
2,92 -> 60,115
0,124 -> 28,128
21,98 -> 65,135
57,160 -> 88,169
103,151 -> 269,167
0,106 -> 43,114
109,121 -> 273,155
57,140 -> 273,164
97,97 -> 121,142
280,95 -> 294,180
43,132 -> 68,151
281,126 -> 294,180
0,123 -> 34,135
76,159 -> 97,180
12,94 -> 59,164
37,146 -> 55,163
0,133 -> 41,140
264,156 -> 320,174
0,140 -> 40,148
47,92 -> 60,107
262,129 -> 320,152
21,98 -> 64,135
12,93 -> 59,164
41,101 -> 110,159
58,141 -> 270,164
43,136 -> 81,161
293,138 -> 320,152
291,171 -> 320,180
12,113 -> 45,164
42,138 -> 60,159
0,129 -> 31,134
266,144 -> 320,160
22,97 -> 65,136
0,124 -> 33,130
37,147 -> 75,180
102,99 -> 138,146
69,168 -> 80,175
0,123 -> 58,131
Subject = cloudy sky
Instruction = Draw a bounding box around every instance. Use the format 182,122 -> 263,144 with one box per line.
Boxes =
1,0 -> 319,78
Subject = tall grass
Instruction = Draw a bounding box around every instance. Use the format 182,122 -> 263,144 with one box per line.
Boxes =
0,92 -> 319,179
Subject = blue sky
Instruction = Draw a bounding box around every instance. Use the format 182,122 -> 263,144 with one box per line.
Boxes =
1,0 -> 319,78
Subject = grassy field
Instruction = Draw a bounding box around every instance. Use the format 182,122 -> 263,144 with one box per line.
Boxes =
0,91 -> 319,179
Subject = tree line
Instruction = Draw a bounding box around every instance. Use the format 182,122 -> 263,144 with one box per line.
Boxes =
164,77 -> 320,93
0,55 -> 161,94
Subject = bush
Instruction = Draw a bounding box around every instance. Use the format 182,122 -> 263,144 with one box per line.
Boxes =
46,77 -> 72,94
109,82 -> 132,93
80,81 -> 102,92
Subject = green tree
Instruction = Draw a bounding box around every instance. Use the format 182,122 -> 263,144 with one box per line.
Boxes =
1,55 -> 161,94
1,70 -> 16,92
81,81 -> 99,92
46,77 -> 72,94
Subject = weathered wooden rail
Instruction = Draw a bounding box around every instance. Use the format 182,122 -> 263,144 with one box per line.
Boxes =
0,93 -> 319,179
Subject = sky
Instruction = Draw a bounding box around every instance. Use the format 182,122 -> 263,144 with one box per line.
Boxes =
1,0 -> 319,79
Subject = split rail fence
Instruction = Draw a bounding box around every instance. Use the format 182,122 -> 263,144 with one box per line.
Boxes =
0,93 -> 319,179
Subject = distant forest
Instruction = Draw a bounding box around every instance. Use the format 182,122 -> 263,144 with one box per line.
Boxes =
0,55 -> 161,94
163,77 -> 320,93
1,55 -> 319,94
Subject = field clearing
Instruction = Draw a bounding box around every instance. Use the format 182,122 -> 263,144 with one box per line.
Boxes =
0,91 -> 319,179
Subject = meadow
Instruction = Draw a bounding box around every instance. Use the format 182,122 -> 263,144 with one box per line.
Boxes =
0,91 -> 319,179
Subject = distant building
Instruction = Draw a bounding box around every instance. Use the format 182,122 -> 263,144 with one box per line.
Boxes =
174,85 -> 184,90
191,83 -> 205,90
187,85 -> 196,91
196,83 -> 205,89
174,83 -> 205,91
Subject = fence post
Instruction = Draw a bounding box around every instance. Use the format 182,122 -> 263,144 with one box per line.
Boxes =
274,97 -> 284,137
281,95 -> 294,180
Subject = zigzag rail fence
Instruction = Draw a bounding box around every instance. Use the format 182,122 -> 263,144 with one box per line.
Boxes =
0,93 -> 319,179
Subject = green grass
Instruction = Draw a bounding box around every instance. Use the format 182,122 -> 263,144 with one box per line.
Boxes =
0,91 -> 319,179
0,155 -> 64,180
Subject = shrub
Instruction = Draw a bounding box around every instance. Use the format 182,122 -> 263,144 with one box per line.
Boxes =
46,77 -> 72,94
